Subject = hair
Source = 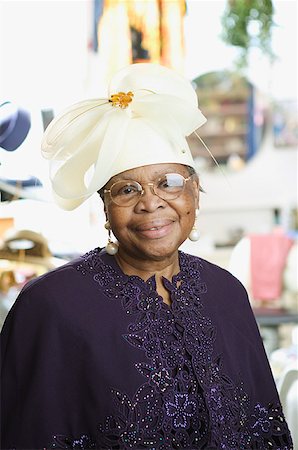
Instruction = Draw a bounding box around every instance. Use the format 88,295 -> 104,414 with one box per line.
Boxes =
98,187 -> 105,203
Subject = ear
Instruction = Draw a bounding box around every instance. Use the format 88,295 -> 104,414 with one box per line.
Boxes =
102,197 -> 109,222
98,190 -> 108,219
192,177 -> 200,210
104,205 -> 109,223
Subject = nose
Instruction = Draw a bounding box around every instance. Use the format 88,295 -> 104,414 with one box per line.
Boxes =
134,183 -> 165,212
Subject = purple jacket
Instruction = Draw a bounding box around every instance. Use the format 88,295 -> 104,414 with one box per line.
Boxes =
1,249 -> 293,449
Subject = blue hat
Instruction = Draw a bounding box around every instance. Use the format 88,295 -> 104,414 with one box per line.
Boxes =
0,101 -> 31,151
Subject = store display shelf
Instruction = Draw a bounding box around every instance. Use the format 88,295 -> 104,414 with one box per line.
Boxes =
253,308 -> 298,326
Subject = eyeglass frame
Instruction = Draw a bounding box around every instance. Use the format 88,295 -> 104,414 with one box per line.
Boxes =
103,172 -> 195,207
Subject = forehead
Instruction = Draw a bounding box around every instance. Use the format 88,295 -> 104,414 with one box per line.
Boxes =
109,163 -> 189,183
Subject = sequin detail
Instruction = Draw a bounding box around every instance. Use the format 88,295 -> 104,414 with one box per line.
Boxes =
59,248 -> 293,449
51,433 -> 96,449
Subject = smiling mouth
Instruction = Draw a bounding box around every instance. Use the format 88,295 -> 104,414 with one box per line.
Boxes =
135,221 -> 174,239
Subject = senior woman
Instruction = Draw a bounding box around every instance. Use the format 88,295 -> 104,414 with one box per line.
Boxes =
1,64 -> 292,449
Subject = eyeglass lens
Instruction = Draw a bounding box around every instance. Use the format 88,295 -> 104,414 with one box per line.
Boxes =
108,173 -> 187,206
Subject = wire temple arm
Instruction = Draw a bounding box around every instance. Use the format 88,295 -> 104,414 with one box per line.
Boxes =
193,130 -> 231,189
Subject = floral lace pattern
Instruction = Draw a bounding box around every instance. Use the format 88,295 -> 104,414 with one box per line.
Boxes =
52,248 -> 292,449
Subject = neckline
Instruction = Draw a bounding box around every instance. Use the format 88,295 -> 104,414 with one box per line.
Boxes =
81,248 -> 205,313
102,249 -> 184,287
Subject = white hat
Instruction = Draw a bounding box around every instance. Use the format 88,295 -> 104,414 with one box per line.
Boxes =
41,63 -> 206,210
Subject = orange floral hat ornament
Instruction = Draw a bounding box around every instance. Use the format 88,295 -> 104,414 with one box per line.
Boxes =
41,63 -> 207,210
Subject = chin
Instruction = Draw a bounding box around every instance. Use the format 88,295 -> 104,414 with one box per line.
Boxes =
139,239 -> 182,261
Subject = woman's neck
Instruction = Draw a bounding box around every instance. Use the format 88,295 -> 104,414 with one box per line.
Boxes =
114,249 -> 180,283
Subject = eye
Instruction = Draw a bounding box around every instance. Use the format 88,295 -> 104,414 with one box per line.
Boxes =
112,182 -> 140,197
158,174 -> 184,191
120,185 -> 138,195
158,177 -> 170,189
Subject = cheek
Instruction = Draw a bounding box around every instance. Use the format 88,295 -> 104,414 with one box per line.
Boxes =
180,198 -> 196,227
106,205 -> 121,228
107,206 -> 131,237
180,192 -> 197,216
175,202 -> 195,229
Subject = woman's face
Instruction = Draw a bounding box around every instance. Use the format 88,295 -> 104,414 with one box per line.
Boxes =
104,163 -> 199,262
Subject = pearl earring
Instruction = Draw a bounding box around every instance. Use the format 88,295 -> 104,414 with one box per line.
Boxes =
188,209 -> 199,242
104,221 -> 118,255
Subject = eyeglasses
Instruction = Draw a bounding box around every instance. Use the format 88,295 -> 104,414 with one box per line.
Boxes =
104,173 -> 193,207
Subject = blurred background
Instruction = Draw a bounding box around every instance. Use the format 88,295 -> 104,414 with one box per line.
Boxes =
0,0 -> 297,442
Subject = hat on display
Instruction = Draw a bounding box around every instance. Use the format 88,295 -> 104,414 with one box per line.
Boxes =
0,102 -> 31,151
41,63 -> 207,210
